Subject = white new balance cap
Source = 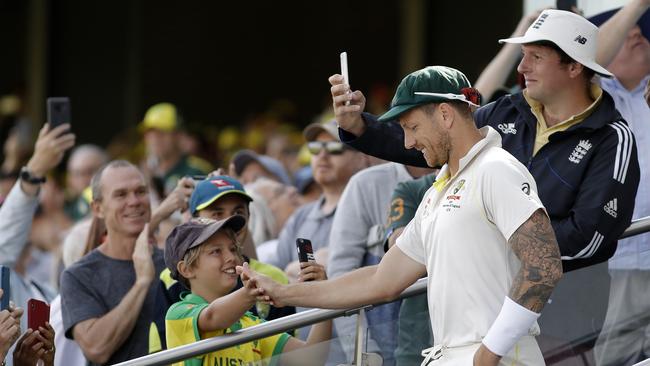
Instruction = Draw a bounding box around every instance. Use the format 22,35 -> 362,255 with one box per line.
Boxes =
499,9 -> 613,78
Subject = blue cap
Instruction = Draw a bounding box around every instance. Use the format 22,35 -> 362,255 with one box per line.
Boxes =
589,7 -> 650,40
189,176 -> 253,215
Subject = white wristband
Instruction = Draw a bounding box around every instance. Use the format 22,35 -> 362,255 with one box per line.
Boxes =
482,296 -> 540,356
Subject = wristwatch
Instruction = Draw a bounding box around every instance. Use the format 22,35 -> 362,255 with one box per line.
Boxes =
20,166 -> 46,184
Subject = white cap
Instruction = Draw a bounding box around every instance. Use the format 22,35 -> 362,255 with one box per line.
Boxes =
499,9 -> 613,78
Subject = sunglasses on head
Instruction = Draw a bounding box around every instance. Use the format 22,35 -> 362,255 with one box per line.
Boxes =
307,141 -> 347,155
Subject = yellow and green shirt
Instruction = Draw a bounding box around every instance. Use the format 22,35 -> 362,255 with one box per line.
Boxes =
165,292 -> 290,366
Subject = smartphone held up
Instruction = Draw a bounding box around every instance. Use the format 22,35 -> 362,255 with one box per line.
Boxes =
46,97 -> 71,130
296,238 -> 315,263
28,298 -> 50,331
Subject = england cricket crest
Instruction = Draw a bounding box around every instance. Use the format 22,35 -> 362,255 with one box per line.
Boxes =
568,140 -> 592,164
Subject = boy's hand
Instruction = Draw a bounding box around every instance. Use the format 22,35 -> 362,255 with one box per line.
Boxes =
241,264 -> 268,302
237,263 -> 280,306
298,262 -> 327,282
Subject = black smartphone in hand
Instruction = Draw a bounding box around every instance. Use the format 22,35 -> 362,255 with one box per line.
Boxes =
46,97 -> 71,129
296,238 -> 315,263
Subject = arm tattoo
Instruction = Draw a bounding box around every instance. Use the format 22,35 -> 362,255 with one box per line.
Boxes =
508,208 -> 563,313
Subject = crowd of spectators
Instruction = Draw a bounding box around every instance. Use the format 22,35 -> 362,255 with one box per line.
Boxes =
0,1 -> 648,365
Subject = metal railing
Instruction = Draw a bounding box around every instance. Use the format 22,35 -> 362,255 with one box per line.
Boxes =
116,278 -> 427,366
117,216 -> 650,366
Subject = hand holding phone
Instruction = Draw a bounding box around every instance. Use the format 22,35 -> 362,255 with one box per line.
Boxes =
0,266 -> 9,311
296,238 -> 315,263
46,97 -> 71,130
27,299 -> 50,331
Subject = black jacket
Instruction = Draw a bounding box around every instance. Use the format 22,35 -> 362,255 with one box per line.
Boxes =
341,90 -> 640,272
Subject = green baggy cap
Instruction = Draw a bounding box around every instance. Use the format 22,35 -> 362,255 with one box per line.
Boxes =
378,66 -> 480,122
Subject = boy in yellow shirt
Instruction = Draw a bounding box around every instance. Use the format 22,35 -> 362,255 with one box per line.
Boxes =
164,215 -> 331,366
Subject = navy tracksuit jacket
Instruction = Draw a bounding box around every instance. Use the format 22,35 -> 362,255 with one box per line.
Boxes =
341,90 -> 640,272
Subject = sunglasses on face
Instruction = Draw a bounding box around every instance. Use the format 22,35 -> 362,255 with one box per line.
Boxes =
307,141 -> 347,155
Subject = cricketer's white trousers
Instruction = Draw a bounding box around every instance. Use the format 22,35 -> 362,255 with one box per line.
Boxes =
420,336 -> 544,365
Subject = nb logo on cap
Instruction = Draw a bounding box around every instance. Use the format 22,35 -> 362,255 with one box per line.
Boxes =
574,35 -> 587,44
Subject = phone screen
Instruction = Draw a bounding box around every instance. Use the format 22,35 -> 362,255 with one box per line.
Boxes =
46,97 -> 71,129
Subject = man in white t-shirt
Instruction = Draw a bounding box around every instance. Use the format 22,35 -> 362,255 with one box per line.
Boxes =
239,66 -> 563,366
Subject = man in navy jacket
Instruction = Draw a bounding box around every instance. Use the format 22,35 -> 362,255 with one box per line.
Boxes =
329,9 -> 640,273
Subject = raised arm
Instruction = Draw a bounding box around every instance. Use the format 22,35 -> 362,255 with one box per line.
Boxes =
474,10 -> 542,102
328,74 -> 428,167
149,176 -> 194,233
596,0 -> 650,66
0,124 -> 74,267
328,74 -> 367,137
197,281 -> 262,332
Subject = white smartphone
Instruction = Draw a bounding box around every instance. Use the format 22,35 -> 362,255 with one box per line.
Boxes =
340,52 -> 350,105
340,51 -> 349,85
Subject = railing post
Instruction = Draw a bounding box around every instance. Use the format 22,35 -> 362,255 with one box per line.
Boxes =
353,308 -> 365,366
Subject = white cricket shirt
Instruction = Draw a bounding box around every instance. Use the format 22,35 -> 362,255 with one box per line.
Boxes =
396,126 -> 545,349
